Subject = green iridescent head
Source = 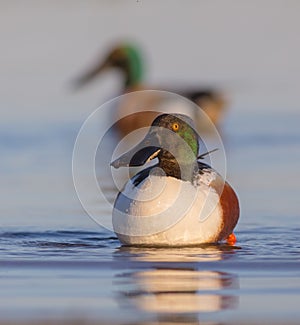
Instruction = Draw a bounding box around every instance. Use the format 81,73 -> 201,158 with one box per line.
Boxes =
152,114 -> 199,156
111,114 -> 199,181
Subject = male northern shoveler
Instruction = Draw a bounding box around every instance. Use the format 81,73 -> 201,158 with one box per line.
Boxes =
111,114 -> 239,246
74,43 -> 227,136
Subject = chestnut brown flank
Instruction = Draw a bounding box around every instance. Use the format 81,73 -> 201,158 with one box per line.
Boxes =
217,182 -> 240,241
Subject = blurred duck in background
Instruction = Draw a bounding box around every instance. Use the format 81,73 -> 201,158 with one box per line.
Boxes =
73,43 -> 227,136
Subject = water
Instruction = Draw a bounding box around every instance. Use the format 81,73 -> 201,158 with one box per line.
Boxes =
1,110 -> 300,325
1,230 -> 300,324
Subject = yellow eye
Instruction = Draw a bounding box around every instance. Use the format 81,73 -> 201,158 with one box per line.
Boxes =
172,123 -> 179,132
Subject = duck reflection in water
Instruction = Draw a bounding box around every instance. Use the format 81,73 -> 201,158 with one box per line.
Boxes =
114,245 -> 239,324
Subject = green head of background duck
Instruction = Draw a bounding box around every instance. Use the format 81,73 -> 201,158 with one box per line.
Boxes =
74,43 -> 144,90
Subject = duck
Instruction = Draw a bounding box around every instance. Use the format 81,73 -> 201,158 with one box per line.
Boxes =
74,43 -> 227,136
110,113 -> 239,247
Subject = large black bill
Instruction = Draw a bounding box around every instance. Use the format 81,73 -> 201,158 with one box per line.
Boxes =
111,145 -> 161,168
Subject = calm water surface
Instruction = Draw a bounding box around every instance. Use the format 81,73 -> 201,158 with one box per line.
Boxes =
1,112 -> 300,324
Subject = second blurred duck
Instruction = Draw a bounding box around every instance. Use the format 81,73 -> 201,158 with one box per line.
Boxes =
74,43 -> 227,136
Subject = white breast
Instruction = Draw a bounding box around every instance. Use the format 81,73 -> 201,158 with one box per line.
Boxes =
113,174 -> 223,246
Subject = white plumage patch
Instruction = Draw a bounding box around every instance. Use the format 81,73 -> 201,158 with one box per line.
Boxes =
113,174 -> 223,246
193,168 -> 217,187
